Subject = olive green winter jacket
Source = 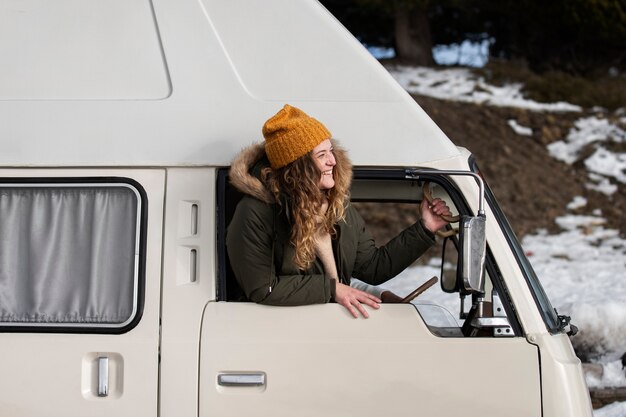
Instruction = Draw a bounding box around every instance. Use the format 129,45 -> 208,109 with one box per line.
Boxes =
226,143 -> 436,306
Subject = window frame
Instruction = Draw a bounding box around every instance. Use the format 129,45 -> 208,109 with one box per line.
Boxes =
353,168 -> 524,337
0,177 -> 148,334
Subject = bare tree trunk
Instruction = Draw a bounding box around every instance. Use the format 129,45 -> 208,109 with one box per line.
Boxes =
394,3 -> 434,65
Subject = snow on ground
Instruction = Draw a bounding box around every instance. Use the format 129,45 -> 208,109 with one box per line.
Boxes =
432,39 -> 491,68
594,401 -> 626,417
522,211 -> 626,388
385,66 -> 626,414
548,116 -> 626,195
388,66 -> 582,112
508,119 -> 533,136
368,39 -> 491,67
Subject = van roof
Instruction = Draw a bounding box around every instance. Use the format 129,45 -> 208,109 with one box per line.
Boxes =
0,0 -> 459,167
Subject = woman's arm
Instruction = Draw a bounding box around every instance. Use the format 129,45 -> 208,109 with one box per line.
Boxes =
351,202 -> 438,285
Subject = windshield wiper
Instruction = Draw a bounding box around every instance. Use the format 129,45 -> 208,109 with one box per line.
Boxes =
555,309 -> 578,336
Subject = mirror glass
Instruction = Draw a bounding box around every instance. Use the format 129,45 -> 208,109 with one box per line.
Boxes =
458,215 -> 487,293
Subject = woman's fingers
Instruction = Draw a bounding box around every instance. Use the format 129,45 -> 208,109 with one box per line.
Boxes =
357,293 -> 381,308
344,302 -> 359,318
430,198 -> 451,216
352,301 -> 368,318
335,283 -> 380,318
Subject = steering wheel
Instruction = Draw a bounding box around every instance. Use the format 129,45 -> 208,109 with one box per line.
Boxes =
401,276 -> 439,303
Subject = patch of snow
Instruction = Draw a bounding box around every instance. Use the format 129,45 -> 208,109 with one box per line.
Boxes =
433,39 -> 491,68
365,44 -> 395,60
547,117 -> 622,164
567,196 -> 588,210
585,174 -> 617,196
388,66 -> 582,112
585,148 -> 626,184
594,401 -> 626,417
508,119 -> 533,136
587,173 -> 619,196
547,116 -> 626,188
554,214 -> 605,230
586,359 -> 626,389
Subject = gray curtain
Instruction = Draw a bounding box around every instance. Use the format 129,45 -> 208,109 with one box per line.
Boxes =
0,185 -> 139,327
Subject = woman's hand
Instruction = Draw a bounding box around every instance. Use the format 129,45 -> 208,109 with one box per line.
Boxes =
334,282 -> 381,318
420,198 -> 452,233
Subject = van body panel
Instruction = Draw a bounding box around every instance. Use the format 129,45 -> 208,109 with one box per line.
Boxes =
0,0 -> 458,168
159,168 -> 217,417
0,169 -> 165,417
0,0 -> 171,100
199,303 -> 541,417
532,333 -> 594,417
199,0 -> 398,102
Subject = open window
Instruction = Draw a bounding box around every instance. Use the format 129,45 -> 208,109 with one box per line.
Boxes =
216,167 -> 522,338
351,168 -> 522,337
0,178 -> 146,333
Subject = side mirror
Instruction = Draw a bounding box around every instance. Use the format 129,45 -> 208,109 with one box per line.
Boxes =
457,214 -> 486,293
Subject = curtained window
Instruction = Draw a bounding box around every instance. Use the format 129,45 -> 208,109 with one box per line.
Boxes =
0,181 -> 143,331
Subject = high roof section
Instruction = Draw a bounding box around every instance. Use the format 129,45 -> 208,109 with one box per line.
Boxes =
0,0 -> 459,167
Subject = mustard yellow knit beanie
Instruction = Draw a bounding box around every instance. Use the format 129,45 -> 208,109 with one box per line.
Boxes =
263,104 -> 331,169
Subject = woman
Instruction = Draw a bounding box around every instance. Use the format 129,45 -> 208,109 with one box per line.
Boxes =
227,105 -> 451,318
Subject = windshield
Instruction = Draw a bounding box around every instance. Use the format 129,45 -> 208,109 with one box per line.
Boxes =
483,182 -> 561,333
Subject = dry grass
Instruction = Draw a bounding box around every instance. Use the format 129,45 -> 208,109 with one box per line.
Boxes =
476,60 -> 626,111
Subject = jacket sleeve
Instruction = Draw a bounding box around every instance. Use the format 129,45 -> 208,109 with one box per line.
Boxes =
350,206 -> 436,285
226,197 -> 335,306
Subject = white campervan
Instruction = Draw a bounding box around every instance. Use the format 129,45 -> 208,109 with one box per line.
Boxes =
0,1 -> 592,416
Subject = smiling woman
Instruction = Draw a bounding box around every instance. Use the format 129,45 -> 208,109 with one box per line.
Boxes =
226,104 -> 451,318
312,140 -> 337,190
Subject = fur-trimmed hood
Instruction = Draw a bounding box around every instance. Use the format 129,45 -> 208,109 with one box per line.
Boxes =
229,141 -> 353,204
229,142 -> 274,203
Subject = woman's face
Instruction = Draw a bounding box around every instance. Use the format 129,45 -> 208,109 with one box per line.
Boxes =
312,139 -> 336,190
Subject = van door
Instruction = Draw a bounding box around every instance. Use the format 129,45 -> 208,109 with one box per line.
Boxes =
204,169 -> 541,416
0,169 -> 164,417
198,303 -> 540,417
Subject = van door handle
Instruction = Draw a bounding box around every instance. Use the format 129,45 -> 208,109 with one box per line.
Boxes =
217,372 -> 265,387
98,357 -> 109,397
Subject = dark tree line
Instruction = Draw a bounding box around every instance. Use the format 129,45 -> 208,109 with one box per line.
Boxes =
321,0 -> 626,75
